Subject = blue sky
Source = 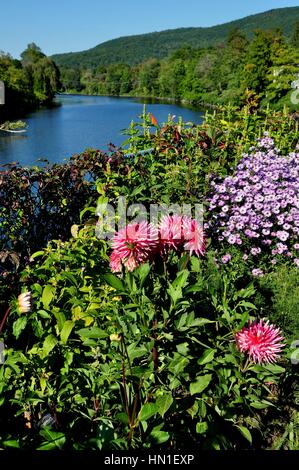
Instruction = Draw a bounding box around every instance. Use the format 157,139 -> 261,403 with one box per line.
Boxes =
1,0 -> 299,58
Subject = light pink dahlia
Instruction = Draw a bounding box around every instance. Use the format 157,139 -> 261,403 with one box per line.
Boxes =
109,221 -> 159,272
235,319 -> 284,364
159,215 -> 205,256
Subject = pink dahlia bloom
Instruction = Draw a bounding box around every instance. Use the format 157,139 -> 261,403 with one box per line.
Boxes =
235,319 -> 284,364
159,215 -> 205,256
110,221 -> 159,272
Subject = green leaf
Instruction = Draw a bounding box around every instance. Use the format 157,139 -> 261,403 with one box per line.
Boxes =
172,270 -> 189,290
3,439 -> 20,448
197,349 -> 215,365
137,263 -> 151,288
53,310 -> 66,330
150,428 -> 170,444
235,425 -> 252,444
38,429 -> 66,450
12,317 -> 27,339
196,422 -> 208,434
139,403 -> 158,422
167,285 -> 182,306
189,318 -> 214,327
42,285 -> 55,309
30,251 -> 45,260
127,343 -> 148,361
156,394 -> 173,417
42,335 -> 58,357
103,274 -> 124,291
60,320 -> 75,345
263,363 -> 285,374
115,412 -> 129,425
77,327 -> 108,339
190,374 -> 212,396
250,401 -> 272,410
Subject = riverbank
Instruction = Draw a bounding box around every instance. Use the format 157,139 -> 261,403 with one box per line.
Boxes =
59,91 -> 220,111
0,94 -> 203,166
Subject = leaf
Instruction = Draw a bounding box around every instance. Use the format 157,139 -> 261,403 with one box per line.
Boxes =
156,394 -> 173,417
3,439 -> 20,448
190,374 -> 212,396
127,343 -> 148,361
250,401 -> 272,410
167,285 -> 182,306
42,285 -> 55,308
235,425 -> 252,444
38,429 -> 66,450
30,251 -> 45,260
42,335 -> 58,357
137,263 -> 151,288
60,320 -> 75,344
115,412 -> 129,425
189,318 -> 214,327
150,428 -> 170,444
77,327 -> 108,339
139,403 -> 158,422
263,363 -> 285,374
172,270 -> 189,290
196,422 -> 208,434
197,349 -> 215,365
12,317 -> 27,339
103,274 -> 124,291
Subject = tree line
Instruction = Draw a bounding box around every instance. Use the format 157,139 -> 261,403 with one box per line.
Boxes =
0,43 -> 60,121
60,25 -> 299,110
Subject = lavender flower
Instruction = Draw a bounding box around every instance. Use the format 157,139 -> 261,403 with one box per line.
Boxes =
208,136 -> 299,271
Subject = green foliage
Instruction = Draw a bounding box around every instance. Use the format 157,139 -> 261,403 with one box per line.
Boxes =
0,224 -> 287,449
52,7 -> 299,68
58,26 -> 299,111
256,266 -> 299,340
0,109 -> 298,449
0,45 -> 60,123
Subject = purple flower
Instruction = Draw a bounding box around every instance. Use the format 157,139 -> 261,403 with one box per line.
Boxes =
252,268 -> 264,277
221,254 -> 232,264
207,136 -> 299,270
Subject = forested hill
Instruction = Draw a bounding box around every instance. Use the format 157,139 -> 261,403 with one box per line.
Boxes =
52,7 -> 299,68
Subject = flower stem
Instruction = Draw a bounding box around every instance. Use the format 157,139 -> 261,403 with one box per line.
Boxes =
0,307 -> 11,335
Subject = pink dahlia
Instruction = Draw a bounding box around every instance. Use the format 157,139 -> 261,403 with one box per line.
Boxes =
110,221 -> 159,272
235,319 -> 284,364
159,215 -> 205,256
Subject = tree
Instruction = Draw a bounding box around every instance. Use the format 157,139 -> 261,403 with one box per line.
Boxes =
227,28 -> 248,53
291,21 -> 299,49
241,30 -> 273,95
20,43 -> 45,65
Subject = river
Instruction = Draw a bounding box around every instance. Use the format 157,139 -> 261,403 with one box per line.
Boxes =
0,95 -> 204,166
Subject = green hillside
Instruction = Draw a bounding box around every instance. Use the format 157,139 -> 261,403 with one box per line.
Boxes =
52,7 -> 299,68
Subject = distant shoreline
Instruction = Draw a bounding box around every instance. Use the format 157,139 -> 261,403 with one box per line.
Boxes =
57,92 -> 218,111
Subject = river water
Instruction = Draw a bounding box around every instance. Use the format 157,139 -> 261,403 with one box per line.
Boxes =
0,94 -> 203,166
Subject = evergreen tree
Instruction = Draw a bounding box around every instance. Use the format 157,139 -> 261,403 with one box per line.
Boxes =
291,21 -> 299,49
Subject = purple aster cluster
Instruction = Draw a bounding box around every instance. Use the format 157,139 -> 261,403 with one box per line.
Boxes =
208,135 -> 299,272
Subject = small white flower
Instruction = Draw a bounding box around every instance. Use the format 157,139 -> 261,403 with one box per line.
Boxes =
18,292 -> 32,314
